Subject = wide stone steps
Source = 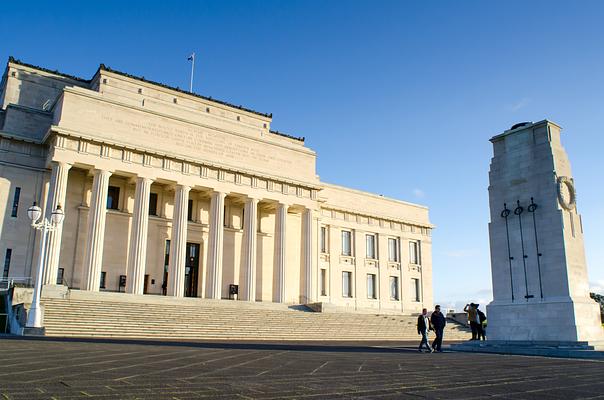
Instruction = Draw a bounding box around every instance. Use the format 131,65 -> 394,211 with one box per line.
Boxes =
41,294 -> 471,341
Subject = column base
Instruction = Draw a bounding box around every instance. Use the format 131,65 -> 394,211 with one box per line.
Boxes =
486,297 -> 604,342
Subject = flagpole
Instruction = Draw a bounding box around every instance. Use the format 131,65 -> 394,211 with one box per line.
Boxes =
189,52 -> 195,93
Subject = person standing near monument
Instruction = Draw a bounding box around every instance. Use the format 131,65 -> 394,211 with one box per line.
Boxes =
430,305 -> 446,352
464,303 -> 480,340
417,308 -> 433,353
477,307 -> 487,341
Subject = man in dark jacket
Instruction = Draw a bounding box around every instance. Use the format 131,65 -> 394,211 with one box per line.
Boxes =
417,308 -> 433,353
430,305 -> 447,352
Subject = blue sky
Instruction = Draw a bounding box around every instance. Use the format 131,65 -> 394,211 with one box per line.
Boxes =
2,1 -> 603,308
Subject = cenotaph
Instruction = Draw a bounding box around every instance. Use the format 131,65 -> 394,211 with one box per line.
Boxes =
486,120 -> 603,343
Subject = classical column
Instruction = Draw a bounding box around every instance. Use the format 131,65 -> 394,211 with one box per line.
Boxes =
302,208 -> 314,303
206,191 -> 226,299
242,197 -> 258,301
83,169 -> 112,291
275,202 -> 287,303
126,177 -> 152,295
42,161 -> 72,285
167,184 -> 190,297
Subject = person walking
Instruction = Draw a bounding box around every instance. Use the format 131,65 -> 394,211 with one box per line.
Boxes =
464,303 -> 480,340
417,308 -> 433,353
430,305 -> 446,352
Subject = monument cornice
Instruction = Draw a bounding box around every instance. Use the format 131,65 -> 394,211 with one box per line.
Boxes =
46,127 -> 323,195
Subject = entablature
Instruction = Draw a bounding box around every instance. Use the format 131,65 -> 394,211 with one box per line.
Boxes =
46,129 -> 320,208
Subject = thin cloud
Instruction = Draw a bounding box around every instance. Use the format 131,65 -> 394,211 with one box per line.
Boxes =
509,97 -> 530,112
412,188 -> 425,199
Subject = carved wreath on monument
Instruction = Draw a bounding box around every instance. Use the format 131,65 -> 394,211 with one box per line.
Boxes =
557,176 -> 576,211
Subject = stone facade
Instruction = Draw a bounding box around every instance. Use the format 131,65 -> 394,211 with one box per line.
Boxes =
0,57 -> 433,314
486,120 -> 604,342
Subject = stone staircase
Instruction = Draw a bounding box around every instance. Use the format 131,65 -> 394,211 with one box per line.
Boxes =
41,290 -> 471,341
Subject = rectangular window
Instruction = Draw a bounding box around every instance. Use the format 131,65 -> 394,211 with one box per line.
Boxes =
320,268 -> 327,296
107,186 -> 120,210
388,238 -> 399,262
390,276 -> 399,300
320,226 -> 327,253
223,205 -> 227,227
341,231 -> 352,256
367,274 -> 376,299
409,241 -> 420,264
3,249 -> 12,278
412,278 -> 421,302
57,268 -> 64,285
342,271 -> 352,297
11,187 -> 21,217
366,234 -> 376,259
149,193 -> 158,216
187,199 -> 194,221
99,271 -> 106,289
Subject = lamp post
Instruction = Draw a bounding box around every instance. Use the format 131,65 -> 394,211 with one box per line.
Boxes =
26,202 -> 64,328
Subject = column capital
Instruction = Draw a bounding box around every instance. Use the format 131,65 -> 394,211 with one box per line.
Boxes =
50,160 -> 72,170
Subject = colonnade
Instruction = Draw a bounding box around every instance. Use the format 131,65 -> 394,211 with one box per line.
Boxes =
42,162 -> 315,303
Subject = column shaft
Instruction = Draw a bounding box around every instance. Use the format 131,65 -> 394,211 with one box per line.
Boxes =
207,191 -> 225,299
167,185 -> 190,297
42,161 -> 71,285
303,208 -> 314,303
243,198 -> 258,301
83,169 -> 112,291
275,203 -> 287,303
126,177 -> 152,294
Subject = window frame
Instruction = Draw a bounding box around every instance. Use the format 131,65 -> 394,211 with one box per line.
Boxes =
320,226 -> 327,253
106,186 -> 120,210
388,237 -> 399,262
342,271 -> 352,298
3,249 -> 12,278
320,268 -> 327,296
365,234 -> 376,260
367,273 -> 377,299
341,230 -> 352,256
389,276 -> 399,301
11,187 -> 21,218
409,241 -> 421,265
148,192 -> 158,216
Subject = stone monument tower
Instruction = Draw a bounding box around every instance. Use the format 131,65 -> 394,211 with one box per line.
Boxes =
486,120 -> 603,343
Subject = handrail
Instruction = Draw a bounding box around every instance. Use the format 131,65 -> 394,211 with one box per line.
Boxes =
0,277 -> 34,290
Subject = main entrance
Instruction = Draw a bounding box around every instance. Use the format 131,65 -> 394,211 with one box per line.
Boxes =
184,243 -> 200,297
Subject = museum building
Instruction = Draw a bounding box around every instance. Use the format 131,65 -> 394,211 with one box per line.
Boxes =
0,57 -> 433,313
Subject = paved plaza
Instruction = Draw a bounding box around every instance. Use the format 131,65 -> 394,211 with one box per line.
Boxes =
1,337 -> 604,399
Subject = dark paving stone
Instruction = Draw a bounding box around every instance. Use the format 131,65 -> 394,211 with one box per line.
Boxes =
1,336 -> 603,399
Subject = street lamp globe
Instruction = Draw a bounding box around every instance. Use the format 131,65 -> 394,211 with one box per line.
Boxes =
27,202 -> 42,224
51,205 -> 65,225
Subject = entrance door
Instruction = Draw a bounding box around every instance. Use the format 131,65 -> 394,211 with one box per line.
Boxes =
184,243 -> 200,297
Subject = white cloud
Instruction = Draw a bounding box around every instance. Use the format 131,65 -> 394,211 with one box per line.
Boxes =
412,188 -> 425,198
508,97 -> 530,112
435,288 -> 493,312
590,280 -> 604,295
